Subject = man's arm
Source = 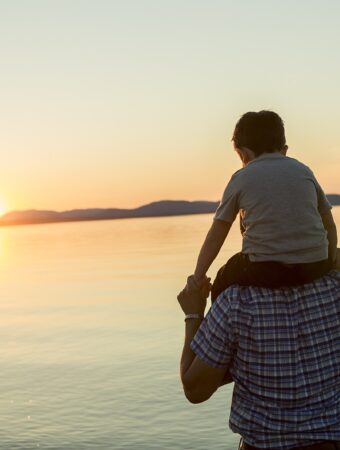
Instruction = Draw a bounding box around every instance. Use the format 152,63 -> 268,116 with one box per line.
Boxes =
321,210 -> 338,267
194,220 -> 232,282
177,286 -> 230,404
180,319 -> 228,404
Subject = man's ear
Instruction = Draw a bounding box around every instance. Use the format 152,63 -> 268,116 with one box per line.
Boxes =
281,145 -> 288,155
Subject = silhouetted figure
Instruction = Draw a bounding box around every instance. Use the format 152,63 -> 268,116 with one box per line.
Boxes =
182,111 -> 337,300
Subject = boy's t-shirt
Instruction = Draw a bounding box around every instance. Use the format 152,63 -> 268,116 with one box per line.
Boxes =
214,152 -> 332,263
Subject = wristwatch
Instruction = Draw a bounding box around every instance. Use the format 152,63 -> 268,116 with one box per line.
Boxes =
185,313 -> 204,322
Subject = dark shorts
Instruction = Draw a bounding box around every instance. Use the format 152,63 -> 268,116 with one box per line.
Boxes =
211,252 -> 331,303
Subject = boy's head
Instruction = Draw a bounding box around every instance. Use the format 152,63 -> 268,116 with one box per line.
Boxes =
232,110 -> 286,156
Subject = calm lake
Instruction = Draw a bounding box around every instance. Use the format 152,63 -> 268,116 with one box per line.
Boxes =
1,208 -> 339,449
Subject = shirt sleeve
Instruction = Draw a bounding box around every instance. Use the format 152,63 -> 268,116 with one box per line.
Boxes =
313,177 -> 332,214
190,295 -> 234,369
214,173 -> 240,223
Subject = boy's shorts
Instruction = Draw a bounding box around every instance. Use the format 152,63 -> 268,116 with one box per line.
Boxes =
211,253 -> 331,303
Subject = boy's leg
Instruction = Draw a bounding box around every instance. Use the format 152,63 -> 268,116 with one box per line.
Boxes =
211,256 -> 299,302
245,260 -> 296,287
212,248 -> 340,303
211,252 -> 248,302
297,258 -> 331,284
336,248 -> 340,270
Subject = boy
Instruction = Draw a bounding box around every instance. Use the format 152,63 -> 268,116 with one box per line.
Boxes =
184,111 -> 337,301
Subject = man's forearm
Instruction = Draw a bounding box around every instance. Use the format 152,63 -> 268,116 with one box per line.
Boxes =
180,319 -> 202,382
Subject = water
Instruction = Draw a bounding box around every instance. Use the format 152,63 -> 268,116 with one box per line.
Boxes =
0,209 -> 339,449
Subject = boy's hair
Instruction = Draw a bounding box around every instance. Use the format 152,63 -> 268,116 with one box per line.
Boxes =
232,110 -> 286,156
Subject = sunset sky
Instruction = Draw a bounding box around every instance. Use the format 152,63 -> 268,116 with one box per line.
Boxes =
0,0 -> 339,214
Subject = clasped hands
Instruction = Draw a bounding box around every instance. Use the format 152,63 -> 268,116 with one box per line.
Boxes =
177,275 -> 212,316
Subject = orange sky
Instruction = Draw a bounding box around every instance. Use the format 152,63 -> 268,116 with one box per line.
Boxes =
0,1 -> 339,214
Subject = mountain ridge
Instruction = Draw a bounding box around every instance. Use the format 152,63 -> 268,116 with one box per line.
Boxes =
0,200 -> 220,226
0,195 -> 339,227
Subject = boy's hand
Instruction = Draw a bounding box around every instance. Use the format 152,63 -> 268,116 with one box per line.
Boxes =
177,276 -> 211,316
188,274 -> 208,291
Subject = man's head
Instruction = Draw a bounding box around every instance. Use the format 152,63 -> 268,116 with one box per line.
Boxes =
232,110 -> 286,157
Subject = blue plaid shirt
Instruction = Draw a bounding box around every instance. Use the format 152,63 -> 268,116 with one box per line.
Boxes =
191,271 -> 340,449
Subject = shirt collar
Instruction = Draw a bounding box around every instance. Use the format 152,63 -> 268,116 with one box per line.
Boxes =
248,152 -> 285,165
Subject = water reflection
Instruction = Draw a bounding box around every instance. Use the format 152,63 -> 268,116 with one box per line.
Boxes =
0,209 -> 339,449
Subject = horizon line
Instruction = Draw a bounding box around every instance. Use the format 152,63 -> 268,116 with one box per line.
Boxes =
2,193 -> 340,216
1,195 -> 339,227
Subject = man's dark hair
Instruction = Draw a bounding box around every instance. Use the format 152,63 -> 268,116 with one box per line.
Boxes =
232,110 -> 286,156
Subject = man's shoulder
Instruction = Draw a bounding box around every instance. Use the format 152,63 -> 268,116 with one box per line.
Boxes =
215,272 -> 340,305
213,285 -> 262,311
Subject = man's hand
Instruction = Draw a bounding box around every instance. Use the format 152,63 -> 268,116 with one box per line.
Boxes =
178,277 -> 231,403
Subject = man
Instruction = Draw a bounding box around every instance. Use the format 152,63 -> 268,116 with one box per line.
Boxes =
178,251 -> 340,450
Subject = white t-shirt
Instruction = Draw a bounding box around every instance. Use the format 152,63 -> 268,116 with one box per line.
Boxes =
214,153 -> 331,263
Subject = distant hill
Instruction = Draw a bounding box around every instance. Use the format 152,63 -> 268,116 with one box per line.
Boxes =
0,200 -> 220,226
0,195 -> 339,227
326,194 -> 340,206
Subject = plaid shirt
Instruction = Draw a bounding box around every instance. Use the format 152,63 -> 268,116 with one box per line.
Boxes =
191,271 -> 340,449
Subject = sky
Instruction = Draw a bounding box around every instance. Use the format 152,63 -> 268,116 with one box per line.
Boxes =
0,0 -> 339,214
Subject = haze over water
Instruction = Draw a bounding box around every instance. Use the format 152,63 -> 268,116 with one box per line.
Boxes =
0,208 -> 339,449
